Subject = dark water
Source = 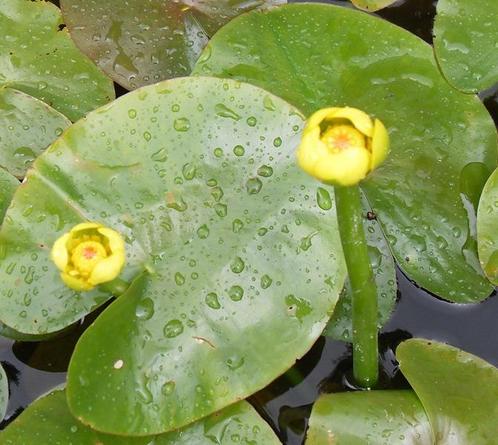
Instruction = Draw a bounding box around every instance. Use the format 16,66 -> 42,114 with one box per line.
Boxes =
2,0 -> 498,443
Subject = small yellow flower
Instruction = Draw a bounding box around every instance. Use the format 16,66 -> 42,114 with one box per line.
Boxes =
51,222 -> 125,291
296,107 -> 389,186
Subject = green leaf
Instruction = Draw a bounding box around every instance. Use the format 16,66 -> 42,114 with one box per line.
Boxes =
434,0 -> 498,93
0,76 -> 345,433
0,0 -> 115,121
0,167 -> 18,223
0,87 -> 70,178
324,191 -> 396,342
306,390 -> 432,444
193,3 -> 497,303
397,339 -> 498,444
60,0 -> 285,91
0,364 -> 7,422
350,0 -> 397,12
0,390 -> 281,444
477,168 -> 498,284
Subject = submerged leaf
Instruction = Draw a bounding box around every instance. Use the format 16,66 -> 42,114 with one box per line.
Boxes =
193,3 -> 497,303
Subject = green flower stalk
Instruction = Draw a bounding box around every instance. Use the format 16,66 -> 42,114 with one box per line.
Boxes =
297,107 -> 390,388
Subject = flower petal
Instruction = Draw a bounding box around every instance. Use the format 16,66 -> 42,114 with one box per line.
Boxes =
370,118 -> 390,170
60,272 -> 94,291
97,227 -> 125,253
328,107 -> 374,137
50,233 -> 70,271
89,253 -> 125,286
305,107 -> 341,132
315,146 -> 371,187
296,131 -> 329,175
70,222 -> 102,235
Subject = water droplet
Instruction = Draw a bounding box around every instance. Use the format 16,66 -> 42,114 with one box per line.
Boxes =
263,95 -> 276,111
246,177 -> 263,195
151,148 -> 168,162
317,187 -> 332,210
214,147 -> 224,158
261,274 -> 273,289
273,137 -> 282,147
136,298 -> 155,320
214,203 -> 227,217
257,165 -> 273,177
205,292 -> 221,309
128,109 -> 137,119
226,355 -> 245,370
232,219 -> 244,233
163,319 -> 184,338
215,103 -> 241,120
228,285 -> 244,301
174,117 -> 191,132
211,186 -> 224,202
162,381 -> 176,395
197,224 -> 210,239
182,163 -> 196,180
246,116 -> 257,127
230,257 -> 245,274
233,145 -> 245,156
174,272 -> 185,285
143,131 -> 152,142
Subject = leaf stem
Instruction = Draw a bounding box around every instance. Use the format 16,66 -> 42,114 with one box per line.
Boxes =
334,185 -> 378,388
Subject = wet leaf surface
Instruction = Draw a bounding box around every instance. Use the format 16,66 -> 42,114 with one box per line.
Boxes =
434,0 -> 498,93
0,365 -> 7,422
0,88 -> 70,178
193,3 -> 497,303
0,168 -> 18,223
60,0 -> 285,90
0,0 -> 115,121
0,389 -> 281,444
350,0 -> 396,12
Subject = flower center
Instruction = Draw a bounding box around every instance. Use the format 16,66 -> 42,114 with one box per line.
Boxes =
71,241 -> 107,276
321,124 -> 366,153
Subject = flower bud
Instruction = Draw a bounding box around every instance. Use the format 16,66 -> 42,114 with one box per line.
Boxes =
296,107 -> 389,186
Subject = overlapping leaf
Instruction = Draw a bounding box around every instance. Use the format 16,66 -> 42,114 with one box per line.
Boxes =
0,168 -> 18,222
350,0 -> 396,12
0,364 -> 7,422
0,76 -> 345,434
0,390 -> 281,444
434,0 -> 498,93
60,0 -> 285,90
477,168 -> 498,284
0,87 -> 70,178
324,192 -> 396,341
193,3 -> 497,303
0,0 -> 115,121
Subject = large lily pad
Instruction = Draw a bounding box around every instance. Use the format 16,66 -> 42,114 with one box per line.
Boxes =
193,3 -> 498,303
397,339 -> 498,444
60,0 -> 285,91
477,168 -> 498,284
0,167 -> 18,222
0,0 -> 115,121
0,76 -> 345,434
350,0 -> 396,12
0,390 -> 281,444
0,87 -> 70,178
324,191 -> 396,342
434,0 -> 498,93
306,390 -> 432,444
0,364 -> 7,421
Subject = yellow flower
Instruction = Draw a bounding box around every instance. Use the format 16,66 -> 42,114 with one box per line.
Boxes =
296,107 -> 389,186
51,222 -> 126,292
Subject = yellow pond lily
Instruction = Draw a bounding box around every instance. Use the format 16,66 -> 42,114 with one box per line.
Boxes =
296,107 -> 390,186
51,222 -> 126,292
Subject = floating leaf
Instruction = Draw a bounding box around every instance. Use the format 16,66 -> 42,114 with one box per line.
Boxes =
193,3 -> 497,302
477,168 -> 498,284
0,0 -> 115,121
350,0 -> 397,12
0,167 -> 18,223
306,390 -> 432,444
0,87 -> 70,178
0,364 -> 7,422
0,390 -> 281,444
397,339 -> 498,444
0,76 -> 345,434
324,191 -> 396,341
434,0 -> 498,93
60,0 -> 285,91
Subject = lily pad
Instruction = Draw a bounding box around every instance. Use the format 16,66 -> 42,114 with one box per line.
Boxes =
0,87 -> 70,178
0,390 -> 281,444
193,3 -> 497,303
477,168 -> 498,284
0,167 -> 18,223
434,0 -> 498,93
0,364 -> 7,421
306,390 -> 432,444
0,0 -> 115,121
350,0 -> 397,12
397,339 -> 498,444
0,76 -> 345,434
60,0 -> 285,91
324,191 -> 397,342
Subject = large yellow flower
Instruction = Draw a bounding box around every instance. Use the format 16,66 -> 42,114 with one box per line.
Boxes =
296,107 -> 390,186
51,222 -> 126,291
